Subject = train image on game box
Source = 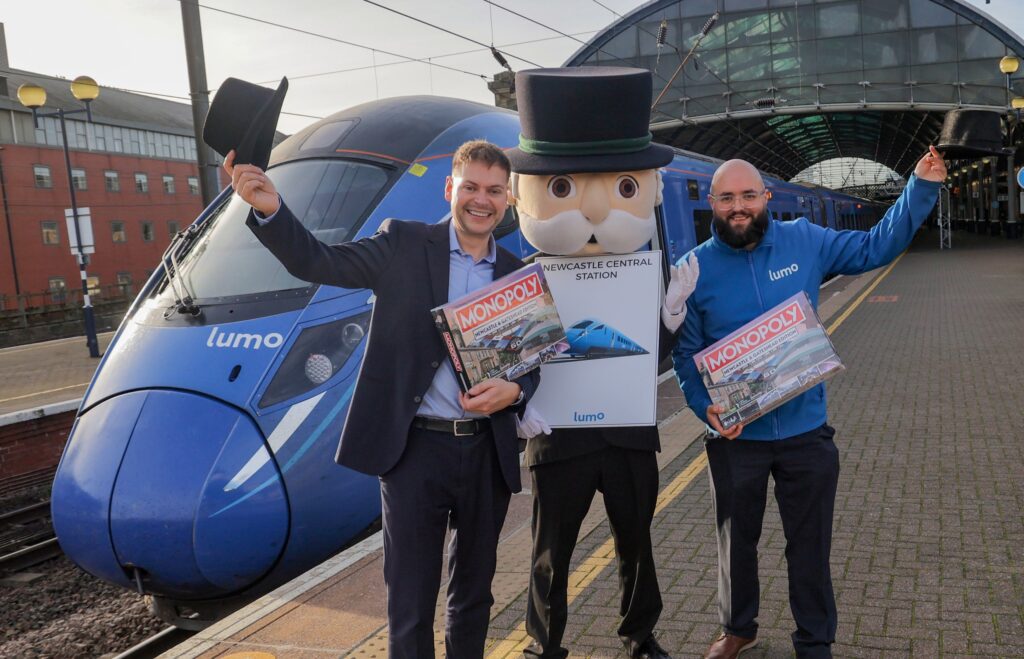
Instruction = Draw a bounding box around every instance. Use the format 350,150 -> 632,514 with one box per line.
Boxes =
49,95 -> 885,627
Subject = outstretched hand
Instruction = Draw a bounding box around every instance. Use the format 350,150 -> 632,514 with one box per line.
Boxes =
662,254 -> 700,332
224,150 -> 281,216
914,146 -> 947,183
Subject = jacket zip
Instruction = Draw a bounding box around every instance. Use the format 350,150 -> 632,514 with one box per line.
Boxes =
747,250 -> 781,439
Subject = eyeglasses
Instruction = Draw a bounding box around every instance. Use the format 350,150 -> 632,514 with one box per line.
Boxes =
709,190 -> 766,208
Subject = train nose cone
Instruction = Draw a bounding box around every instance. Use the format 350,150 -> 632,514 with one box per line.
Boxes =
52,390 -> 289,599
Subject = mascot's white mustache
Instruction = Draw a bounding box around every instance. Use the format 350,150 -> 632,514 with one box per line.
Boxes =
519,208 -> 656,255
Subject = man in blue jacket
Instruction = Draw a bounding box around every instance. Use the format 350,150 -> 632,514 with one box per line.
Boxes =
673,148 -> 945,659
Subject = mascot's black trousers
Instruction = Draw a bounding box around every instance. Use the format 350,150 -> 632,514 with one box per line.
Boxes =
524,443 -> 662,657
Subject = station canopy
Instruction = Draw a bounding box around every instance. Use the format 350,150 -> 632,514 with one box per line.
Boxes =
565,0 -> 1024,183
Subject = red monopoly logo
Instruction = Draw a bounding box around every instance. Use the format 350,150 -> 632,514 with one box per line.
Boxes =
442,331 -> 463,372
454,272 -> 543,332
704,301 -> 806,372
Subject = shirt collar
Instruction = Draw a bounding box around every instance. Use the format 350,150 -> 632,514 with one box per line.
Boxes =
448,218 -> 496,264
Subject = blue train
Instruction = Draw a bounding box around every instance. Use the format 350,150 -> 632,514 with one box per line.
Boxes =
563,319 -> 650,359
49,95 -> 884,627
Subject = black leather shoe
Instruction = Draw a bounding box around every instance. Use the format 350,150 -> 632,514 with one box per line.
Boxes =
628,634 -> 672,659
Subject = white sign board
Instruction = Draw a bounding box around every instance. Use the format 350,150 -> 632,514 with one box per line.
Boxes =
64,207 -> 95,255
532,251 -> 661,428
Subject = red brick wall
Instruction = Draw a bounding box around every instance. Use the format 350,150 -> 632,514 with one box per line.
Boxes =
0,411 -> 74,480
0,143 -> 226,299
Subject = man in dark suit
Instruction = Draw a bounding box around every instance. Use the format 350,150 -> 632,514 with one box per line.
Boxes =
226,140 -> 539,659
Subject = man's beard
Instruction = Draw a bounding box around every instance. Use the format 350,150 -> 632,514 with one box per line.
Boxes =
712,208 -> 770,249
518,207 -> 656,255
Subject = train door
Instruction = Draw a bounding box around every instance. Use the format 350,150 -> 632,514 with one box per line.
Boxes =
658,174 -> 701,264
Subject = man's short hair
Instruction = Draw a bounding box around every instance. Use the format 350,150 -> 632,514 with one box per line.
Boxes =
452,140 -> 511,178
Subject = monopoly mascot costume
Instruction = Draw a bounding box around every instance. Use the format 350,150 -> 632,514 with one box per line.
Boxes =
507,67 -> 698,659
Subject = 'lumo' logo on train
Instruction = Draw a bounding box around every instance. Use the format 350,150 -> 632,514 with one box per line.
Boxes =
573,410 -> 606,423
206,326 -> 285,350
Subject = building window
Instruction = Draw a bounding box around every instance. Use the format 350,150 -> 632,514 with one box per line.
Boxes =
71,168 -> 87,191
41,221 -> 60,245
135,172 -> 148,193
163,175 -> 175,194
87,275 -> 101,297
187,176 -> 199,195
48,277 -> 67,304
116,272 -> 133,296
104,170 -> 120,192
111,221 -> 127,243
687,179 -> 700,201
141,221 -> 154,242
34,165 -> 52,188
168,221 -> 180,239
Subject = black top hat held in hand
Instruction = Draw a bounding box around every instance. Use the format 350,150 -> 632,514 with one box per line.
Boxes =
935,109 -> 1007,159
507,67 -> 675,175
203,77 -> 288,171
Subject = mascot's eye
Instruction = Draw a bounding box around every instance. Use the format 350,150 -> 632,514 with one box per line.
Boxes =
616,175 -> 639,199
547,176 -> 576,199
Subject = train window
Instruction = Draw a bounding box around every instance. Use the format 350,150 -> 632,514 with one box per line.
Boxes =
299,120 -> 358,151
687,179 -> 699,200
782,212 -> 792,221
693,209 -> 713,244
151,160 -> 390,301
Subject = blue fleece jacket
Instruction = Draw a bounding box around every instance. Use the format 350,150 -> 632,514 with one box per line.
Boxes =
672,175 -> 941,440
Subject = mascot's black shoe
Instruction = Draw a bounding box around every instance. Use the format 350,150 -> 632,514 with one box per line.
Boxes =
626,634 -> 672,659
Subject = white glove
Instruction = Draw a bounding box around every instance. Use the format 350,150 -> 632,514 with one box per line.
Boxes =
662,254 -> 700,333
515,402 -> 552,439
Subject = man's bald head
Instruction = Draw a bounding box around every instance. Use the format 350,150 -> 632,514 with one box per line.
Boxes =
711,159 -> 764,195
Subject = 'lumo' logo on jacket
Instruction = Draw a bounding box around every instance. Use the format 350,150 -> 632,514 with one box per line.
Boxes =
769,262 -> 799,282
573,411 -> 606,423
206,326 -> 284,349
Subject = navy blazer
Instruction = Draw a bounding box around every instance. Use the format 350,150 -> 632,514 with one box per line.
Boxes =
247,205 -> 539,492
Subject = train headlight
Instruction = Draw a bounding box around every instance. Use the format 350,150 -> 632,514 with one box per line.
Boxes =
341,322 -> 365,350
304,354 -> 334,385
259,310 -> 371,408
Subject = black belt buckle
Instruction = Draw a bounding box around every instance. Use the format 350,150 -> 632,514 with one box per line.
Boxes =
453,419 -> 476,436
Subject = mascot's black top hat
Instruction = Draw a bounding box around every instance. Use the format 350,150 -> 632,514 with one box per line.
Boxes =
203,77 -> 288,171
936,109 -> 1007,159
506,67 -> 674,175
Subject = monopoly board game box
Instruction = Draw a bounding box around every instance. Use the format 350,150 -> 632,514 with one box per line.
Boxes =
432,263 -> 568,393
694,292 -> 844,430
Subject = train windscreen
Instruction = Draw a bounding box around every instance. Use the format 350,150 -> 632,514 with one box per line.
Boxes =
152,159 -> 389,302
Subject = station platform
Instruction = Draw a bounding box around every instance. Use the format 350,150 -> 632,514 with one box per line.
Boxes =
0,331 -> 114,416
157,229 -> 1024,658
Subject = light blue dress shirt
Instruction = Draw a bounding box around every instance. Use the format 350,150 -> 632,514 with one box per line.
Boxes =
416,221 -> 496,420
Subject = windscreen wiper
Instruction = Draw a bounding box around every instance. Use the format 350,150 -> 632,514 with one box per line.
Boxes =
160,225 -> 201,317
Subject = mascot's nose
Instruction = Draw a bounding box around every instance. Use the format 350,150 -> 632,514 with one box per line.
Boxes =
580,180 -> 610,225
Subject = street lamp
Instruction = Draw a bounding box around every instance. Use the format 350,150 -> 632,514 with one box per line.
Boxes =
17,77 -> 101,358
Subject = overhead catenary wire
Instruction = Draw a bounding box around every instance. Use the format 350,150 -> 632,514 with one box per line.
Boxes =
193,2 -> 489,81
360,0 -> 542,68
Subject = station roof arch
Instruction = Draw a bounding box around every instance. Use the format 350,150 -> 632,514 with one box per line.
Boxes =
564,0 -> 1024,180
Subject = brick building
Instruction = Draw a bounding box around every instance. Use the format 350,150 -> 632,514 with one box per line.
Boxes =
0,25 -> 223,303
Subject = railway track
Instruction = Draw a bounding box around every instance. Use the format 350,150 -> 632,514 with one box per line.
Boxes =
0,497 -> 61,574
112,625 -> 196,658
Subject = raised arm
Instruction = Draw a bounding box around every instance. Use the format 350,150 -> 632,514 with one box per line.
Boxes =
819,147 -> 945,276
226,150 -> 397,291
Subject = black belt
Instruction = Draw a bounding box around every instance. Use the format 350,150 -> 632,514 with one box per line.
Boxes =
412,416 -> 490,437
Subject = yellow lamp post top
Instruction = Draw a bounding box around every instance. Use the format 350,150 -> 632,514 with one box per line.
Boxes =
71,76 -> 100,102
16,83 -> 46,109
1000,55 -> 1020,75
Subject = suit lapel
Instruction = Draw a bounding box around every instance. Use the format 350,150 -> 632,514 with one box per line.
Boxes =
493,245 -> 518,279
425,220 -> 451,308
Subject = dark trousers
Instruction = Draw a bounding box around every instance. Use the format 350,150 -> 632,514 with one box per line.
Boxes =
705,425 -> 840,659
525,446 -> 662,658
380,426 -> 511,659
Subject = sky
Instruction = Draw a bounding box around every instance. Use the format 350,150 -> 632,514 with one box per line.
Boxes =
2,0 -> 1022,136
